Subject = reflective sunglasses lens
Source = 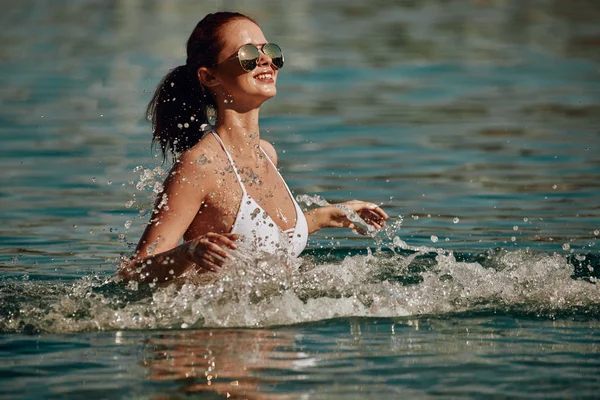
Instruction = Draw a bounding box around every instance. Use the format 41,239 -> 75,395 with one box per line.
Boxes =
263,43 -> 284,69
238,44 -> 259,71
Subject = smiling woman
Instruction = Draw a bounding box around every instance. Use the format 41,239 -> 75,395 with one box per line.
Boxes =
119,11 -> 388,283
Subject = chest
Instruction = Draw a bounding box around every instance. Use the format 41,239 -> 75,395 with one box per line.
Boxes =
196,156 -> 298,233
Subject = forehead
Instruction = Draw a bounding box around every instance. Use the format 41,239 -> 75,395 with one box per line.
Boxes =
218,19 -> 266,55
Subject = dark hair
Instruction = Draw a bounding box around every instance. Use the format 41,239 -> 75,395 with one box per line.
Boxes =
147,12 -> 255,161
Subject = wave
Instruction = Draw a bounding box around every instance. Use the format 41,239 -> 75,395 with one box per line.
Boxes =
1,244 -> 599,334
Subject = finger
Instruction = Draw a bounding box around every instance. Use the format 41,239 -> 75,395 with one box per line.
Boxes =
361,203 -> 388,217
206,232 -> 238,240
205,232 -> 238,249
212,234 -> 238,250
199,249 -> 226,269
196,258 -> 220,272
372,206 -> 389,219
362,209 -> 386,227
206,241 -> 232,259
369,221 -> 383,230
205,252 -> 227,267
348,223 -> 367,235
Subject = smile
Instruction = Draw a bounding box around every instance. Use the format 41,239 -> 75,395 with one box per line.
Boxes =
255,73 -> 273,81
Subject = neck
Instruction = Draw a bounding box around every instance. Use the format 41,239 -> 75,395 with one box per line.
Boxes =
213,105 -> 261,153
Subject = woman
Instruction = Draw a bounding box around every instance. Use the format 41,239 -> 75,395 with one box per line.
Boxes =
121,12 -> 388,283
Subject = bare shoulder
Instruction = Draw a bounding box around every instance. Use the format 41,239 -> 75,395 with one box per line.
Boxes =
177,137 -> 225,184
260,139 -> 278,166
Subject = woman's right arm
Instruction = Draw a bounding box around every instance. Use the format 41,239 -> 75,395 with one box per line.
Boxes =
118,153 -> 237,283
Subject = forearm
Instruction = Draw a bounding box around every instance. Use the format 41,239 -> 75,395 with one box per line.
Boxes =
304,207 -> 333,234
119,243 -> 194,283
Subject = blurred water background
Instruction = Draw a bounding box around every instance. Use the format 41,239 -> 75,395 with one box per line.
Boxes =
1,0 -> 599,398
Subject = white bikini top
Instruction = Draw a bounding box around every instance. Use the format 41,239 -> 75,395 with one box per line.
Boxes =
211,131 -> 308,257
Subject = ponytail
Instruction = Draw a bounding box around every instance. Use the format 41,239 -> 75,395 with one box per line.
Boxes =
146,65 -> 215,161
145,11 -> 255,162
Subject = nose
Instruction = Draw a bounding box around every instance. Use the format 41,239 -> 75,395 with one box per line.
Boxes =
257,48 -> 273,68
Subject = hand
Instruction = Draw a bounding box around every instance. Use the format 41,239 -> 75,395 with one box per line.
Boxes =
184,233 -> 238,272
327,200 -> 389,234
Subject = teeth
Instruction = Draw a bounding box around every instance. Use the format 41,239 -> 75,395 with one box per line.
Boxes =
256,73 -> 272,80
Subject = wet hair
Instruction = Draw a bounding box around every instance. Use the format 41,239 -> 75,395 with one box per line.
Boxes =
146,12 -> 256,161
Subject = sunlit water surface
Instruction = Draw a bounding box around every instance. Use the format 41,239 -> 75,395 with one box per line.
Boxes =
1,0 -> 599,398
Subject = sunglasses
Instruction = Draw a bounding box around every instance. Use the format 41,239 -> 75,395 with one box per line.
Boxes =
229,43 -> 284,72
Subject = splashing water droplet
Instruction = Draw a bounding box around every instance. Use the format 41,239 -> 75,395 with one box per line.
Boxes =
430,235 -> 438,243
594,230 -> 599,236
513,225 -> 519,231
392,236 -> 408,249
453,217 -> 459,224
124,220 -> 132,229
562,243 -> 570,251
153,182 -> 164,194
295,194 -> 330,207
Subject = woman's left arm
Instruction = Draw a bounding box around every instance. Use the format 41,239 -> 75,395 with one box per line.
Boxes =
304,200 -> 389,234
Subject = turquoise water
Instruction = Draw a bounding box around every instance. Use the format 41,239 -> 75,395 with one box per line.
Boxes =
1,0 -> 599,398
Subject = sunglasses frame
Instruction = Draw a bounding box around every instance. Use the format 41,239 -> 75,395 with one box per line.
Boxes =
224,43 -> 284,72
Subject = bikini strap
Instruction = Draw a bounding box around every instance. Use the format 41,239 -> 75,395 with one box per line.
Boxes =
210,131 -> 248,195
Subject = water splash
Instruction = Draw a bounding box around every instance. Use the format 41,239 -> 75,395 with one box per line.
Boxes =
1,245 -> 598,334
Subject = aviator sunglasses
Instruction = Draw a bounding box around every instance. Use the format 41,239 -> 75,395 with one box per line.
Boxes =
227,43 -> 284,72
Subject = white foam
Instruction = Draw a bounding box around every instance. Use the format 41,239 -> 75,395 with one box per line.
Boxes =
1,245 -> 598,333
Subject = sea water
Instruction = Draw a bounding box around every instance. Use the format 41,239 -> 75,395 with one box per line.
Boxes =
1,0 -> 599,398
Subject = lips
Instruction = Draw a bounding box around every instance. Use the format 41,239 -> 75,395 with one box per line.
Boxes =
253,69 -> 274,82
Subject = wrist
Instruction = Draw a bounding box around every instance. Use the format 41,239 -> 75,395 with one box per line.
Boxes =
307,206 -> 333,232
178,241 -> 196,264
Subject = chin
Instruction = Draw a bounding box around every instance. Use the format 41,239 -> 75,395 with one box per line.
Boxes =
255,85 -> 277,101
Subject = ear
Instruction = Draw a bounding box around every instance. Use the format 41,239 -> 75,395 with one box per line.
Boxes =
197,67 -> 220,87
